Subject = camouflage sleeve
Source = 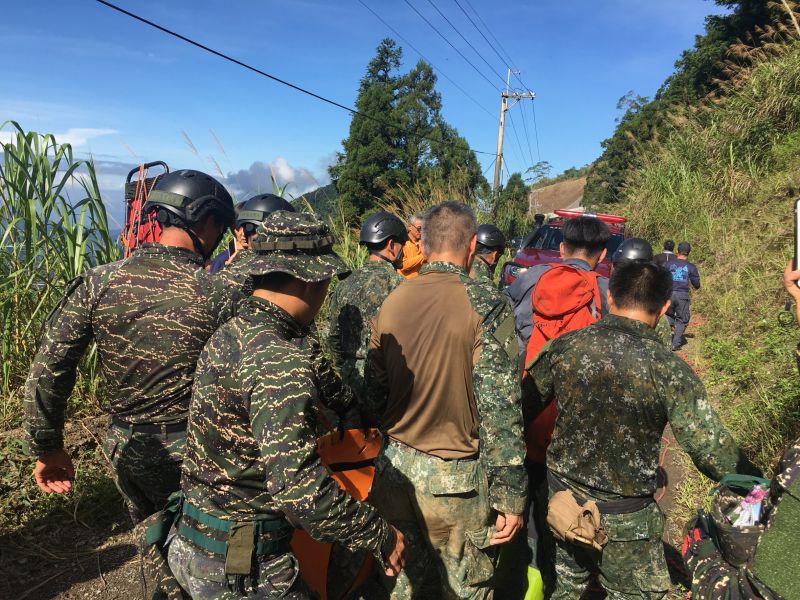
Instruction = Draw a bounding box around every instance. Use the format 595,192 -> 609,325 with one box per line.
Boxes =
523,340 -> 556,424
24,276 -> 94,454
474,300 -> 527,515
206,274 -> 244,326
250,351 -> 394,562
326,286 -> 344,370
662,360 -> 760,480
362,318 -> 389,427
307,330 -> 357,418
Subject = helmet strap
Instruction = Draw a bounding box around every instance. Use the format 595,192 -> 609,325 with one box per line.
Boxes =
185,227 -> 209,261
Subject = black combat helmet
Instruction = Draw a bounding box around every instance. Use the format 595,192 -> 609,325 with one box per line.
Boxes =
534,213 -> 545,224
359,211 -> 408,246
236,193 -> 296,236
144,169 -> 234,229
612,237 -> 653,265
476,223 -> 505,250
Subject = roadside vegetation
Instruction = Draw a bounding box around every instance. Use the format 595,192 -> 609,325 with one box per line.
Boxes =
600,6 -> 800,472
6,3 -> 800,594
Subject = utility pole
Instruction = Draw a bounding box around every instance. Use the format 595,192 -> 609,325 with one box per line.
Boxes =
492,92 -> 508,195
493,70 -> 536,195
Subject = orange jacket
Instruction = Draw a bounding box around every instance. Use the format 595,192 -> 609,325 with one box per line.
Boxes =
398,240 -> 425,278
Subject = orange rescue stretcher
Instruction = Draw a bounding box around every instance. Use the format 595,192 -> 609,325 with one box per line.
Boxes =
291,427 -> 383,600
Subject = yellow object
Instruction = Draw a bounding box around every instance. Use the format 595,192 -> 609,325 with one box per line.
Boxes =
525,566 -> 544,600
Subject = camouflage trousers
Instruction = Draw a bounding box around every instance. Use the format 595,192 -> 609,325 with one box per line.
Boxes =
368,440 -> 498,600
103,420 -> 185,522
550,496 -> 670,600
167,535 -> 311,599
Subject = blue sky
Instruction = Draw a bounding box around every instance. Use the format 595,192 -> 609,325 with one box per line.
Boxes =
1,0 -> 726,225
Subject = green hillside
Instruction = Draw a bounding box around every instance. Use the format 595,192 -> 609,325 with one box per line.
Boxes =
594,5 -> 800,469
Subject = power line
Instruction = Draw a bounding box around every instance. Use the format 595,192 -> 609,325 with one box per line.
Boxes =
454,0 -> 542,162
461,0 -> 516,70
481,155 -> 497,178
402,0 -> 500,92
451,0 -> 522,87
94,0 -> 497,157
423,0 -> 507,88
531,100 -> 542,162
505,110 -> 528,172
517,93 -> 536,166
355,0 -> 494,120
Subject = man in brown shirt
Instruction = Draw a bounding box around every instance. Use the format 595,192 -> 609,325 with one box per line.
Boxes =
366,202 -> 527,599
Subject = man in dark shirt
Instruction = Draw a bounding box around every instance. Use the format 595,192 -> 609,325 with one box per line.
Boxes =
653,239 -> 675,267
665,241 -> 701,351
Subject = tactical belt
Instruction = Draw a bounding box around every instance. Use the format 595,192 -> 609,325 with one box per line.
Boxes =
111,416 -> 187,434
548,471 -> 654,515
177,501 -> 292,566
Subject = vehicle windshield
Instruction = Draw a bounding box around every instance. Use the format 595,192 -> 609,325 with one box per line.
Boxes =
526,226 -> 624,259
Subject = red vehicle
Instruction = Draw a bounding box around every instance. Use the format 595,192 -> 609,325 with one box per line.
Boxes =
500,209 -> 627,289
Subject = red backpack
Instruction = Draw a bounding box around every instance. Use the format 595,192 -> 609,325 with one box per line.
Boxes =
524,263 -> 602,462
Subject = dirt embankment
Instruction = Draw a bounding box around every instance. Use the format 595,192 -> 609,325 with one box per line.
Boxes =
528,177 -> 586,214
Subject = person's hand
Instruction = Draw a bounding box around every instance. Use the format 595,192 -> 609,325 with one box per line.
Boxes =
33,448 -> 75,493
490,512 -> 523,546
384,526 -> 407,577
783,261 -> 800,300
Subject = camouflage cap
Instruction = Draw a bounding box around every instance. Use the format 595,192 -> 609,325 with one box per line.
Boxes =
247,210 -> 350,282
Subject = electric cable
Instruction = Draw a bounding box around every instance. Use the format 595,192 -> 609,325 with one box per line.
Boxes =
461,0 -> 516,69
506,110 -> 528,172
424,0 -> 507,87
402,0 -> 500,92
517,91 -> 536,166
94,0 -> 497,156
356,0 -> 494,119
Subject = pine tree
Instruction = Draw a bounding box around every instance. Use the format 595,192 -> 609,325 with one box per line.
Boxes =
331,39 -> 487,220
330,39 -> 402,220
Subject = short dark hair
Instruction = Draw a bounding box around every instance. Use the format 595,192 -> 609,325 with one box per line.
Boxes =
678,241 -> 691,255
561,217 -> 610,256
663,240 -> 675,252
365,239 -> 398,254
422,202 -> 477,255
609,262 -> 672,315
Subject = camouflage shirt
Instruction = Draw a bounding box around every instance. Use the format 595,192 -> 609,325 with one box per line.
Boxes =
181,296 -> 393,558
526,314 -> 757,499
327,258 -> 404,399
470,256 -> 494,283
367,261 -> 527,515
215,248 -> 256,295
25,244 -> 238,453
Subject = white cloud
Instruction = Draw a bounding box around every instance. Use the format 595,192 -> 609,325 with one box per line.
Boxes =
0,127 -> 117,147
224,157 -> 329,198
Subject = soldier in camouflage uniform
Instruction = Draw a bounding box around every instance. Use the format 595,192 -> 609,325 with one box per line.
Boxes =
24,169 -> 236,522
216,193 -> 296,294
327,211 -> 406,402
168,212 -> 405,599
366,202 -> 527,599
611,237 -> 673,347
470,223 -> 505,284
525,261 -> 760,600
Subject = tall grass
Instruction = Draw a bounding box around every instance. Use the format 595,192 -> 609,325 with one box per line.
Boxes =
0,121 -> 116,424
616,41 -> 800,468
